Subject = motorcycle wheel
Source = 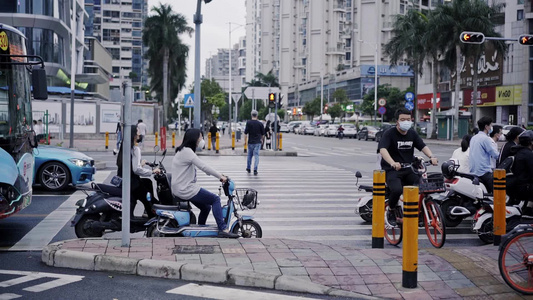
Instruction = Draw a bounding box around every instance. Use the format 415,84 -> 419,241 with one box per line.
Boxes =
478,218 -> 494,244
424,199 -> 447,248
75,215 -> 104,238
440,199 -> 464,227
358,202 -> 373,223
232,220 -> 262,238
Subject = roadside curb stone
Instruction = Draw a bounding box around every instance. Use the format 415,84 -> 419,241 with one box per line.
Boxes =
275,275 -> 332,295
227,268 -> 278,289
94,255 -> 139,274
180,264 -> 230,283
54,250 -> 97,270
137,259 -> 184,279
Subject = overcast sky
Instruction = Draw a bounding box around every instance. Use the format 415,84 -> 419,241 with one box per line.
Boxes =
147,0 -> 247,99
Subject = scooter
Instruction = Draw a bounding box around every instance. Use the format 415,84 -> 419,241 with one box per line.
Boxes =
145,179 -> 263,238
354,171 -> 374,223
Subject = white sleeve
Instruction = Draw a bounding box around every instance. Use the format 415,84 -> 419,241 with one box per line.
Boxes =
132,147 -> 152,177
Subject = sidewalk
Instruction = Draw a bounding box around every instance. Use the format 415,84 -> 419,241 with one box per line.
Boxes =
42,237 -> 529,299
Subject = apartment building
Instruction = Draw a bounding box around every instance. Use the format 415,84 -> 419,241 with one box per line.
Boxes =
205,38 -> 246,94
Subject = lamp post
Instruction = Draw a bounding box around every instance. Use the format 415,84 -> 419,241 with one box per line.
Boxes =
358,40 -> 378,125
193,0 -> 212,129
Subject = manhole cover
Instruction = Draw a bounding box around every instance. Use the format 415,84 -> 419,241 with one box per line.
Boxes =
172,245 -> 221,254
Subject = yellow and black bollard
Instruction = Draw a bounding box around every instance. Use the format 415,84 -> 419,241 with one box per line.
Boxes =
493,169 -> 506,246
207,132 -> 212,151
231,132 -> 235,150
172,132 -> 175,148
372,170 -> 386,249
279,132 -> 283,151
402,186 -> 419,289
216,132 -> 220,154
155,131 -> 158,147
105,132 -> 109,149
244,136 -> 248,153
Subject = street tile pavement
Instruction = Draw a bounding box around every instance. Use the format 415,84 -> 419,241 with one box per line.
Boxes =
56,237 -> 533,299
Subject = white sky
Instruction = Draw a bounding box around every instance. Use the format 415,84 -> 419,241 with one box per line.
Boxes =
147,0 -> 247,98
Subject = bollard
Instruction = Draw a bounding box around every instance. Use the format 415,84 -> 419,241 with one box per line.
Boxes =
231,132 -> 235,150
155,131 -> 158,147
172,132 -> 175,148
372,170 -> 386,249
402,186 -> 419,289
105,132 -> 109,149
216,132 -> 220,154
207,132 -> 212,150
244,136 -> 247,153
279,132 -> 283,151
493,169 -> 506,246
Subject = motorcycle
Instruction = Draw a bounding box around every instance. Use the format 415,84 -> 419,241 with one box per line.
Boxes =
354,171 -> 374,223
71,147 -> 181,238
145,179 -> 263,238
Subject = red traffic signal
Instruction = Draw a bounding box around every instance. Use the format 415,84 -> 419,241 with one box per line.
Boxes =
460,32 -> 485,44
519,35 -> 533,45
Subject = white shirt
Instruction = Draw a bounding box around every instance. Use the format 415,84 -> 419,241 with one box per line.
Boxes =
451,147 -> 470,174
137,122 -> 147,136
490,139 -> 498,169
34,124 -> 42,135
131,146 -> 152,177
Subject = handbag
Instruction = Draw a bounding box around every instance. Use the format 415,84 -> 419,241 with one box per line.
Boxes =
110,175 -> 122,187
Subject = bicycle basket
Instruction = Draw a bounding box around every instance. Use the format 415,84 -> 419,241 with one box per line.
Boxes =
419,173 -> 446,193
235,188 -> 258,210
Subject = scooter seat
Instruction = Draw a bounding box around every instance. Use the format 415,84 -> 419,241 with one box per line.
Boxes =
95,183 -> 122,197
153,202 -> 189,211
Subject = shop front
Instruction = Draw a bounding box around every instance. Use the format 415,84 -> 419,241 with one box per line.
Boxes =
463,85 -> 522,125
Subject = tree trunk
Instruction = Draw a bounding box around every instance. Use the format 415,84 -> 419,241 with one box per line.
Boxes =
472,53 -> 480,127
431,58 -> 438,139
162,48 -> 169,127
414,64 -> 419,124
453,44 -> 461,139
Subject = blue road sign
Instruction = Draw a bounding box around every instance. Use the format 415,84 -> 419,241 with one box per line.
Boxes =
184,94 -> 194,108
405,101 -> 414,111
378,106 -> 386,115
405,92 -> 414,102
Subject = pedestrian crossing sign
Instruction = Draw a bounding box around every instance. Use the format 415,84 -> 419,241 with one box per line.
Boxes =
184,94 -> 194,108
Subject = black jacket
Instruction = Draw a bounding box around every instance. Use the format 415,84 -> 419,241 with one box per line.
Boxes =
508,145 -> 533,187
498,141 -> 515,166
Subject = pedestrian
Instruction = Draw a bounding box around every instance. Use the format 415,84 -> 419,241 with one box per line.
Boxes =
489,125 -> 502,169
498,126 -> 524,166
264,120 -> 271,150
468,116 -> 500,192
209,122 -> 218,150
221,123 -> 226,135
451,135 -> 472,173
175,121 -> 178,131
506,130 -> 533,215
137,119 -> 147,149
184,121 -> 189,131
114,121 -> 122,155
244,110 -> 265,175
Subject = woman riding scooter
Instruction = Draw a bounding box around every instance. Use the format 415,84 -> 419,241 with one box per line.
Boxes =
116,125 -> 160,217
171,129 -> 239,238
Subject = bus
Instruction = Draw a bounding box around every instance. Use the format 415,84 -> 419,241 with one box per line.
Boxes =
0,23 -> 48,219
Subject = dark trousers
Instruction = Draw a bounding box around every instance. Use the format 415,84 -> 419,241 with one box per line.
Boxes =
131,177 -> 154,218
479,172 -> 493,193
189,188 -> 226,231
386,168 -> 420,208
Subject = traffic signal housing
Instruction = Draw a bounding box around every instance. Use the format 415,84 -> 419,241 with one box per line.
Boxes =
268,93 -> 276,108
519,35 -> 533,45
460,32 -> 485,44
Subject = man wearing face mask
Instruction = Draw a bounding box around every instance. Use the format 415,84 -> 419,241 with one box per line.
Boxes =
378,108 -> 438,225
468,116 -> 500,192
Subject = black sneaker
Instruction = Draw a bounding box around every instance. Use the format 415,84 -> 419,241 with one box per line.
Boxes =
254,170 -> 258,175
246,169 -> 251,173
387,208 -> 397,226
218,231 -> 239,238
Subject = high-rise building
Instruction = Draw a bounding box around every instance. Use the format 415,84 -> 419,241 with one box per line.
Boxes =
85,0 -> 148,101
205,41 -> 245,94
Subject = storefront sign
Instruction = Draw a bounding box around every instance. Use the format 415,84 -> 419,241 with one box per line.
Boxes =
462,86 -> 495,106
495,85 -> 522,106
417,93 -> 440,110
451,42 -> 503,89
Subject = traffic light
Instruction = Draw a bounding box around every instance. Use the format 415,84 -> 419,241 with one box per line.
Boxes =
324,104 -> 328,114
459,32 -> 485,44
519,35 -> 533,45
268,93 -> 276,108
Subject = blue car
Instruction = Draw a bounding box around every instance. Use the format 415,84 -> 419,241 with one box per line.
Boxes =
34,146 -> 96,191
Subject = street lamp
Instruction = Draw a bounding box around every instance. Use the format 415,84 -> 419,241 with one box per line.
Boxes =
358,39 -> 378,125
193,0 -> 212,129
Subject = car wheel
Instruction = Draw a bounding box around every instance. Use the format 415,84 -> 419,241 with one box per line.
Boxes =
358,134 -> 361,140
365,134 -> 369,141
39,161 -> 71,191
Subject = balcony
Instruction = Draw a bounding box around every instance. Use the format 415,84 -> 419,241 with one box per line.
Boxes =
333,5 -> 346,12
327,45 -> 345,54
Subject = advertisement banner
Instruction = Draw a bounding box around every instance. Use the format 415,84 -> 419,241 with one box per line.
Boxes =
462,87 -> 495,107
417,93 -> 440,110
495,85 -> 522,106
451,42 -> 503,89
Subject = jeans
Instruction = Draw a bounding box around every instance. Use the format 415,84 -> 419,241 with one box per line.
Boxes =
211,137 -> 216,150
189,188 -> 227,231
247,143 -> 261,171
116,131 -> 122,149
386,168 -> 420,208
479,172 -> 493,193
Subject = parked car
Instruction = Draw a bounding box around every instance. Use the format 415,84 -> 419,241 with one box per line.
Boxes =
341,124 -> 357,138
313,124 -> 326,136
500,125 -> 520,141
325,124 -> 339,137
375,123 -> 393,143
304,124 -> 317,135
297,122 -> 311,135
279,123 -> 290,133
34,146 -> 96,191
357,126 -> 379,141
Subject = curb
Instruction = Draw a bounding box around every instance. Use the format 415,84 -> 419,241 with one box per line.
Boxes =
42,242 -> 376,299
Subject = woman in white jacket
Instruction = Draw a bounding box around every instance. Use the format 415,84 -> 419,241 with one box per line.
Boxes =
451,135 -> 472,173
171,129 -> 238,238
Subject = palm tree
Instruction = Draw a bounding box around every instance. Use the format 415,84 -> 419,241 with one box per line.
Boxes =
246,70 -> 279,87
384,9 -> 428,124
431,0 -> 506,136
143,4 -> 193,126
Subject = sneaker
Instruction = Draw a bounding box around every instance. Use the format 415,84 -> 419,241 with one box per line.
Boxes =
246,169 -> 251,174
254,170 -> 258,175
387,208 -> 397,226
218,230 -> 239,238
113,149 -> 118,155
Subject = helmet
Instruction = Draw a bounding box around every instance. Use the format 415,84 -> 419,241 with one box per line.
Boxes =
518,130 -> 533,146
441,160 -> 458,179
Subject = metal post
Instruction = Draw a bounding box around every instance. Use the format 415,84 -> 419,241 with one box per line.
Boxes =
69,0 -> 77,148
493,169 -> 506,246
121,81 -> 132,247
229,22 -> 233,137
372,170 -> 385,248
374,43 -> 378,125
402,186 -> 419,288
193,0 -> 203,129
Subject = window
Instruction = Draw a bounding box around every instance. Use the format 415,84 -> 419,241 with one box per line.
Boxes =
345,52 -> 351,60
112,67 -> 120,73
518,10 -> 524,21
518,0 -> 524,4
106,48 -> 120,60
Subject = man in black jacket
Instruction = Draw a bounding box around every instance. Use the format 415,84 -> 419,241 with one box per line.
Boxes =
507,130 -> 533,214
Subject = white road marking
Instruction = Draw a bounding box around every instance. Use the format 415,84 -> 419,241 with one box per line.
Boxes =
0,293 -> 21,300
9,172 -> 111,251
167,283 -> 320,300
0,270 -> 83,293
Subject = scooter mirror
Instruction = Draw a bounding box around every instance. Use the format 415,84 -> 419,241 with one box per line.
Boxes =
153,145 -> 160,152
355,171 -> 362,178
162,149 -> 167,156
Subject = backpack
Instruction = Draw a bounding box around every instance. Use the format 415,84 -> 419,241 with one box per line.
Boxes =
497,156 -> 514,175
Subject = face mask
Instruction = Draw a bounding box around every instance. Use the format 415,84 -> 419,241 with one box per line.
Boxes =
399,121 -> 413,131
196,139 -> 205,152
488,126 -> 493,135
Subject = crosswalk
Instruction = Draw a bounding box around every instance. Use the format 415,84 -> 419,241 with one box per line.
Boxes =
192,156 -> 481,248
0,270 -> 83,299
289,145 -> 378,157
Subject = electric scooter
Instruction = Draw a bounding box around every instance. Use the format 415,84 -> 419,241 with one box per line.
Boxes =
354,172 -> 374,222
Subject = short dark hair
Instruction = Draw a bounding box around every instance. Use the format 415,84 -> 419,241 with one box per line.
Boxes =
477,116 -> 493,130
394,108 -> 412,121
460,134 -> 472,152
138,119 -> 143,123
506,127 -> 525,142
177,128 -> 201,153
490,125 -> 502,138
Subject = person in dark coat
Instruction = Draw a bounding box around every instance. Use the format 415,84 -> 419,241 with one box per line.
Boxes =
506,130 -> 533,214
498,126 -> 524,166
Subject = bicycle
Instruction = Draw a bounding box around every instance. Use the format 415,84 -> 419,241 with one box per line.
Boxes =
384,157 -> 447,248
498,223 -> 533,295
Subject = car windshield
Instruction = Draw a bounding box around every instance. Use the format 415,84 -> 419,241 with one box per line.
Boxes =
503,125 -> 516,130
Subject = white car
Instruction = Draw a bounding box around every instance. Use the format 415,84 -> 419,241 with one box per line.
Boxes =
304,125 -> 316,135
280,124 -> 290,133
341,124 -> 357,138
325,124 -> 339,137
314,124 -> 327,136
500,125 -> 520,142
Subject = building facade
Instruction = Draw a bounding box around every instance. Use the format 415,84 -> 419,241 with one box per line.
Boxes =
205,39 -> 246,94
